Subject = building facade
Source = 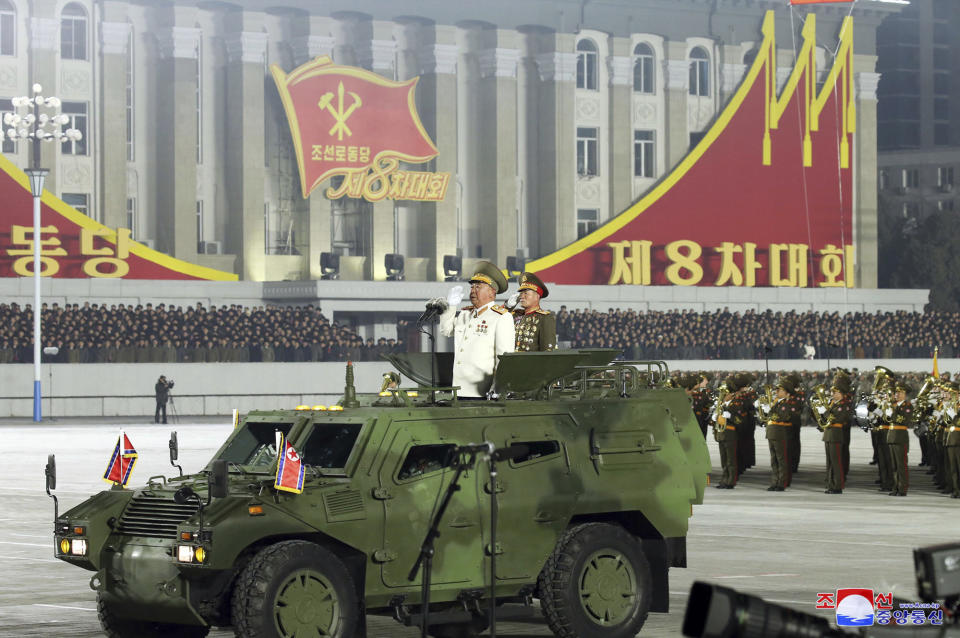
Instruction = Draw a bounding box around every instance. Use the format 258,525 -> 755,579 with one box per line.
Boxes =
877,0 -> 959,223
0,0 -> 899,283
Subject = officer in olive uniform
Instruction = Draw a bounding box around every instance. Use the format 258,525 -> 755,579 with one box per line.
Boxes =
887,381 -> 914,496
690,373 -> 714,438
945,385 -> 960,498
512,272 -> 557,352
765,375 -> 802,491
713,375 -> 747,489
438,261 -> 516,398
817,372 -> 853,494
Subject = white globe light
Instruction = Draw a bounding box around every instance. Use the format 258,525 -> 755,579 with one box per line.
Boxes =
46,97 -> 62,108
38,113 -> 48,123
17,128 -> 27,137
2,113 -> 12,125
24,113 -> 35,124
34,95 -> 43,104
6,128 -> 15,139
32,83 -> 42,94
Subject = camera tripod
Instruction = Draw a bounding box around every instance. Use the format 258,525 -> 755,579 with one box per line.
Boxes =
167,393 -> 179,424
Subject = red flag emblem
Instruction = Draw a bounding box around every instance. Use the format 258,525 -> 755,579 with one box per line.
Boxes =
274,433 -> 305,494
271,56 -> 439,198
102,432 -> 137,487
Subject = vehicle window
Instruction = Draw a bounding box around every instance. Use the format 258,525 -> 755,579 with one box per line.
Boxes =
397,444 -> 456,481
219,421 -> 295,469
510,441 -> 561,465
300,423 -> 363,470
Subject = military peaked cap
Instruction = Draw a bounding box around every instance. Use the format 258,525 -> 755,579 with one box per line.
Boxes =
469,261 -> 509,294
518,272 -> 549,298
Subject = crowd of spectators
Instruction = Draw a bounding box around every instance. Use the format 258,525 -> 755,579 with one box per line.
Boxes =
0,302 -> 407,363
556,307 -> 957,360
1,302 -> 955,364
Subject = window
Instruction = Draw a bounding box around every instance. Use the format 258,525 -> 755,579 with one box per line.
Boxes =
509,440 -> 561,465
577,209 -> 598,239
0,97 -> 16,154
632,43 -> 654,94
125,197 -> 137,238
63,193 -> 89,217
934,98 -> 949,121
126,30 -> 135,161
743,48 -> 758,66
934,124 -> 950,147
60,102 -> 87,155
60,3 -> 87,60
933,47 -> 951,72
0,0 -> 15,56
218,421 -> 295,469
301,423 -> 362,473
902,169 -> 919,189
902,202 -> 920,218
576,39 -> 598,90
938,167 -> 954,189
196,200 -> 204,251
934,73 -> 949,96
397,444 -> 456,481
633,130 -> 655,178
937,200 -> 955,212
879,170 -> 889,190
689,47 -> 710,97
576,127 -> 598,176
689,131 -> 706,149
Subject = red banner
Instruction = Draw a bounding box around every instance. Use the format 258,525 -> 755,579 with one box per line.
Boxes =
0,155 -> 237,280
272,56 -> 446,200
528,11 -> 855,288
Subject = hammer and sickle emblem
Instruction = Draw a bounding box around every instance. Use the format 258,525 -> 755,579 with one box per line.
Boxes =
318,81 -> 362,141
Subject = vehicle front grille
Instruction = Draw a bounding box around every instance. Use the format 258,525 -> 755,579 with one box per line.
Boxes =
116,494 -> 200,539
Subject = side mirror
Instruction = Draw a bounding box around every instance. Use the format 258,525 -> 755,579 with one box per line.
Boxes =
173,485 -> 197,505
208,459 -> 228,499
45,454 -> 56,493
169,431 -> 178,461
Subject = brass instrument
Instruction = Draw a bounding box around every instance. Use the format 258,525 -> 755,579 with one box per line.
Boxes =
712,383 -> 730,435
870,366 -> 896,428
914,375 -> 938,413
808,384 -> 831,431
754,385 -> 775,422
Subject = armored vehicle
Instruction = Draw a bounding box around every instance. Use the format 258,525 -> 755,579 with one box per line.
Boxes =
49,350 -> 709,638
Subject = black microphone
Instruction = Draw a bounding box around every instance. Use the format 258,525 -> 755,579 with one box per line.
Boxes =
419,298 -> 449,324
491,444 -> 529,462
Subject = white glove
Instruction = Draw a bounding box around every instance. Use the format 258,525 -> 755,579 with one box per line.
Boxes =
872,408 -> 882,417
947,408 -> 956,419
884,408 -> 893,418
446,285 -> 464,307
816,406 -> 827,415
505,292 -> 519,310
762,405 -> 771,414
722,411 -> 731,419
711,412 -> 718,422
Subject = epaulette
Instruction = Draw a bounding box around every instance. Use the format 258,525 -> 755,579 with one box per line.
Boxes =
491,305 -> 507,314
535,308 -> 550,315
461,305 -> 475,311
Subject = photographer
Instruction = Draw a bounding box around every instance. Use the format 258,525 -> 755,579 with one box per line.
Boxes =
155,375 -> 173,424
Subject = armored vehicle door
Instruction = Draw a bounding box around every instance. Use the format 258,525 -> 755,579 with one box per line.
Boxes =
481,414 -> 579,581
376,421 -> 487,589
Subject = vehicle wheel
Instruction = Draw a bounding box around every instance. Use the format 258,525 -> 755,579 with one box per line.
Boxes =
537,523 -> 652,638
232,540 -> 359,638
428,614 -> 489,638
97,593 -> 210,638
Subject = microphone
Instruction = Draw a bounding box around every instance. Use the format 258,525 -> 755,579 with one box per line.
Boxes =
420,298 -> 449,324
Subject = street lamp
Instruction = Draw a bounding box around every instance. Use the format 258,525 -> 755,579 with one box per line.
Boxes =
3,83 -> 82,422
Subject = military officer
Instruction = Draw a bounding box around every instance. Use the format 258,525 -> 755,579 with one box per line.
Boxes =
690,373 -> 714,438
764,375 -> 802,491
438,261 -> 515,398
887,381 -> 914,496
817,372 -> 853,494
944,384 -> 960,499
510,272 -> 557,352
713,375 -> 747,489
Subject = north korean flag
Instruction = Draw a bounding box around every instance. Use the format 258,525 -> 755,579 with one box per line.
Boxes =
103,431 -> 138,487
274,433 -> 305,494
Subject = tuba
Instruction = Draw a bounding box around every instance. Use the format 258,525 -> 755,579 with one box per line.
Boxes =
712,383 -> 730,435
914,375 -> 938,413
754,385 -> 775,422
808,384 -> 831,431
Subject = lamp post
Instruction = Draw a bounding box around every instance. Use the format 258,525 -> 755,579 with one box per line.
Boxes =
3,84 -> 82,422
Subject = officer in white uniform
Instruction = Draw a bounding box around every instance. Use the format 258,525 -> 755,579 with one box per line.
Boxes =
438,261 -> 515,398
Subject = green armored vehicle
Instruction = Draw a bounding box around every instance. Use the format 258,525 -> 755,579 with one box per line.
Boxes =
49,350 -> 709,638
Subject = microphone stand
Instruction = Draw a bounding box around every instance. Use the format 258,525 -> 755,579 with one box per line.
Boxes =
408,447 -> 480,638
417,304 -> 443,402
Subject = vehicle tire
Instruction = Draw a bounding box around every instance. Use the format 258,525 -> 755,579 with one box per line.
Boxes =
537,522 -> 652,638
97,593 -> 210,638
428,614 -> 489,638
231,540 -> 360,638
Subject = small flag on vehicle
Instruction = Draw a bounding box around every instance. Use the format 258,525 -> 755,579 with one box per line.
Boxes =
274,433 -> 305,494
103,431 -> 138,487
232,408 -> 239,429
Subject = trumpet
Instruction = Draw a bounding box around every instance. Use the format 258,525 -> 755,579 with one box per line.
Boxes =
808,384 -> 831,431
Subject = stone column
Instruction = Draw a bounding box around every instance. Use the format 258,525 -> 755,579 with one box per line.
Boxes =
224,30 -> 269,281
29,13 -> 59,191
156,26 -> 200,259
291,27 -> 335,279
99,21 -> 132,229
477,33 -> 520,264
855,69 -> 880,288
663,42 -> 689,172
534,36 -> 576,255
417,28 -> 458,280
608,39 -> 632,218
366,27 -> 396,280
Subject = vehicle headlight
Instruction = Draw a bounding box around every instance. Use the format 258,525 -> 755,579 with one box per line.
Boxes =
59,537 -> 87,556
176,545 -> 206,563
